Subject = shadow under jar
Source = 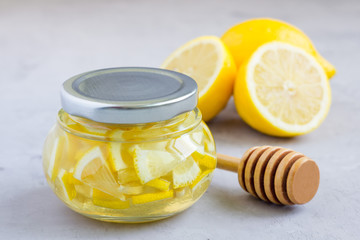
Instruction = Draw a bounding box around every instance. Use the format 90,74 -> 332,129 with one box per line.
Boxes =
42,67 -> 216,223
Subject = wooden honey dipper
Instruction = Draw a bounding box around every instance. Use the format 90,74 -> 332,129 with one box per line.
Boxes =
216,146 -> 320,205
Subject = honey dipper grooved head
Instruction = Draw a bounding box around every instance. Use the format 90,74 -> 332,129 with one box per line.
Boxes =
238,146 -> 320,205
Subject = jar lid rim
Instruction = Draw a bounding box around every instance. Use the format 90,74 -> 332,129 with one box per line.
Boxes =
60,67 -> 198,124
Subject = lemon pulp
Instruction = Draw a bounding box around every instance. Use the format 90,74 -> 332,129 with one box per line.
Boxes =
234,41 -> 331,136
162,36 -> 236,121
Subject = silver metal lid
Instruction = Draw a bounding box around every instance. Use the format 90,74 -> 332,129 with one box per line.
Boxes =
60,67 -> 198,124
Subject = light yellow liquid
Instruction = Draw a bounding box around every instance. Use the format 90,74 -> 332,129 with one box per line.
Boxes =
43,109 -> 216,222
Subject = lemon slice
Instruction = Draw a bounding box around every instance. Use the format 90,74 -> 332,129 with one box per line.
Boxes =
108,142 -> 128,172
107,130 -> 131,172
162,36 -> 236,121
192,152 -> 217,170
132,190 -> 174,205
145,178 -> 170,191
190,169 -> 213,194
92,188 -> 129,209
57,169 -> 77,201
234,41 -> 331,137
117,167 -> 139,184
73,147 -> 120,196
119,182 -> 144,195
131,146 -> 182,184
47,135 -> 67,182
173,157 -> 201,189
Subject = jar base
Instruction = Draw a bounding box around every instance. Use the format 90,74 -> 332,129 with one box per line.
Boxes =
79,212 -> 177,223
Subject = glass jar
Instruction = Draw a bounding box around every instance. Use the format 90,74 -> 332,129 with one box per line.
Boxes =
43,67 -> 216,223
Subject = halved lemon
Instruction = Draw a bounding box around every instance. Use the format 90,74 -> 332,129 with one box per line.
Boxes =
221,18 -> 336,79
162,36 -> 237,121
234,41 -> 331,137
172,157 -> 201,189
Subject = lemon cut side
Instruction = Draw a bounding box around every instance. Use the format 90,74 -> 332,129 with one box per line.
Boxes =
235,41 -> 331,136
162,36 -> 236,121
131,146 -> 181,184
73,147 -> 120,197
172,157 -> 201,189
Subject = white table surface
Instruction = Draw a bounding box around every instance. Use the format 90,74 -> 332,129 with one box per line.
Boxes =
1,0 -> 359,239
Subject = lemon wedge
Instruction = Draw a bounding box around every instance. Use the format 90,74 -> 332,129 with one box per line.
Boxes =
145,178 -> 171,191
190,169 -> 213,194
234,41 -> 331,137
131,146 -> 181,184
132,190 -> 174,205
192,151 -> 217,170
119,182 -> 144,195
117,167 -> 139,184
57,169 -> 77,201
73,146 -> 120,196
108,130 -> 132,172
92,188 -> 129,209
108,142 -> 128,172
173,157 -> 201,189
47,135 -> 67,182
162,36 -> 236,121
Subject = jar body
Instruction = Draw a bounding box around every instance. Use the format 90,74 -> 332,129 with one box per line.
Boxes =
43,108 -> 216,223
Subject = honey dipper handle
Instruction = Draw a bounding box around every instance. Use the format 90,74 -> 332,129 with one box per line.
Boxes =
216,153 -> 240,173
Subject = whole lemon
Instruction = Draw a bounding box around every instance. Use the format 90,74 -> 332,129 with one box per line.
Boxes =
221,18 -> 336,79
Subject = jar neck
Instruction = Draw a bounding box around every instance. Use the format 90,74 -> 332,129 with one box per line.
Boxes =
57,108 -> 202,142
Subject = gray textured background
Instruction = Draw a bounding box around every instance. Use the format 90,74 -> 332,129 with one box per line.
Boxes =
1,0 -> 359,239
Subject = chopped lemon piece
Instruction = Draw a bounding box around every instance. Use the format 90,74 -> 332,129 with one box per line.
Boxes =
92,188 -> 129,209
190,131 -> 204,145
173,157 -> 201,189
108,142 -> 128,172
175,187 -> 188,198
131,146 -> 181,184
74,184 -> 93,199
171,134 -> 200,158
73,147 -> 120,197
132,190 -> 174,205
82,125 -> 108,135
48,135 -> 67,181
234,41 -> 331,136
145,178 -> 171,191
192,152 -> 217,170
73,147 -> 105,179
117,168 -> 139,184
57,169 -> 77,201
108,130 -> 132,172
190,169 -> 213,192
119,182 -> 144,195
162,36 -> 237,121
136,141 -> 169,151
